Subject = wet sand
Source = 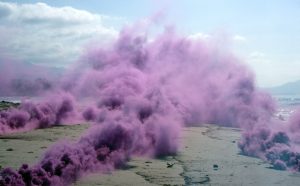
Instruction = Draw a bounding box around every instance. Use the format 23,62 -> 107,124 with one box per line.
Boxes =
1,124 -> 300,185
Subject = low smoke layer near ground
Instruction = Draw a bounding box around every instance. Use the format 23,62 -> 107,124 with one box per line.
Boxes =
1,124 -> 299,186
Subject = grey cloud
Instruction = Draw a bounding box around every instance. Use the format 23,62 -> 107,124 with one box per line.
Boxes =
0,2 -> 119,67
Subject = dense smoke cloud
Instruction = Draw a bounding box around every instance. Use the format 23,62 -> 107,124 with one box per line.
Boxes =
239,110 -> 300,171
0,92 -> 76,134
0,25 -> 299,185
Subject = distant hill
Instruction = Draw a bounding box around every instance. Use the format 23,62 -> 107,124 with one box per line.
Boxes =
266,80 -> 300,95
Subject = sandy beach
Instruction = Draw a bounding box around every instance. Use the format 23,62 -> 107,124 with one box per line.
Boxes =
1,124 -> 300,186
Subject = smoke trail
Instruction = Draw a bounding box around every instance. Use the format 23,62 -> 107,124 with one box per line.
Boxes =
0,25 -> 298,185
239,108 -> 300,171
0,92 -> 77,134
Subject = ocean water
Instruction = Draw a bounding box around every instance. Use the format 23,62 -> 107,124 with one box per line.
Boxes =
273,94 -> 300,121
0,96 -> 35,103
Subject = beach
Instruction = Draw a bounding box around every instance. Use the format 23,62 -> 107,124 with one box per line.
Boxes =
1,124 -> 299,185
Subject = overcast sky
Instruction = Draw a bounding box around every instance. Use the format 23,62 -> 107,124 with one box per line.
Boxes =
0,0 -> 299,87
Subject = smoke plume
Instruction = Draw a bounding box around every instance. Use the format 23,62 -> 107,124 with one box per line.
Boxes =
1,25 -> 299,185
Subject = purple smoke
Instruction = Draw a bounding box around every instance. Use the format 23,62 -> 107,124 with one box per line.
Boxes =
239,109 -> 300,171
0,60 -> 61,97
1,25 -> 299,185
0,92 -> 76,134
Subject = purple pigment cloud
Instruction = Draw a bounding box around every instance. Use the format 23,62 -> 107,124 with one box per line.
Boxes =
239,110 -> 300,171
0,92 -> 76,134
1,25 -> 300,185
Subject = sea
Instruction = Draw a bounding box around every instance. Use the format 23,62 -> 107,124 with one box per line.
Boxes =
273,94 -> 300,121
0,96 -> 33,103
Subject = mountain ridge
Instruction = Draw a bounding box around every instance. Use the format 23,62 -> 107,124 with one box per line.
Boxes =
265,80 -> 300,95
